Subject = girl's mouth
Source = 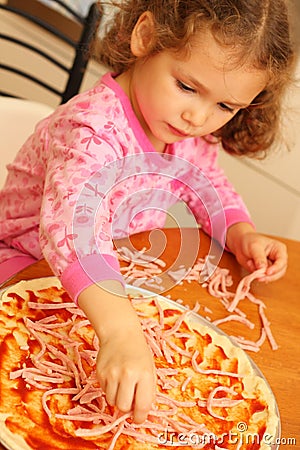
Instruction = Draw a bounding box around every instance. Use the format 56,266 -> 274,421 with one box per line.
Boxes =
167,124 -> 189,138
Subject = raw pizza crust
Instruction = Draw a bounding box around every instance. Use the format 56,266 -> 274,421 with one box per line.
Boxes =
0,277 -> 279,450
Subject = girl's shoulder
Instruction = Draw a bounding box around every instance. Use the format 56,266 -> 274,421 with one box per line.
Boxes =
59,72 -> 125,126
43,72 -> 133,152
42,73 -> 140,160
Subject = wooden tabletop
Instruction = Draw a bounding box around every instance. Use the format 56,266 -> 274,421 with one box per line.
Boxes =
1,228 -> 299,449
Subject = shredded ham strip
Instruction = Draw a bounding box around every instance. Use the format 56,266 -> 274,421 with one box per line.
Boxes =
227,268 -> 266,313
191,350 -> 244,379
213,314 -> 255,330
206,386 -> 243,421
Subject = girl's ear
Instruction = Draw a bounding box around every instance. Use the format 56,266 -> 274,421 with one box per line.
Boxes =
130,11 -> 156,57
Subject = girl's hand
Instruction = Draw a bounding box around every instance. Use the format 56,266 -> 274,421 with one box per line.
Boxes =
226,223 -> 288,282
78,281 -> 156,424
96,327 -> 156,423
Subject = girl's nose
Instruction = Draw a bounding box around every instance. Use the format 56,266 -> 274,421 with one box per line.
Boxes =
182,104 -> 211,128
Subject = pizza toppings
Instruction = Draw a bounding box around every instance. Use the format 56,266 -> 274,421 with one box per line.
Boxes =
118,249 -> 278,352
0,278 -> 279,450
206,386 -> 243,420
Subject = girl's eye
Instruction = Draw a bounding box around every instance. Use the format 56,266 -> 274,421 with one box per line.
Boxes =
218,102 -> 235,113
176,80 -> 196,93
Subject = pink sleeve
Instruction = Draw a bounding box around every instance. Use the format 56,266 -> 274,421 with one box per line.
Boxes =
61,254 -> 125,304
179,138 -> 254,247
39,108 -> 125,301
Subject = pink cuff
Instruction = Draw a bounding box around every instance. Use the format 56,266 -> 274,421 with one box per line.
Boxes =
61,253 -> 125,304
210,208 -> 255,249
0,255 -> 37,284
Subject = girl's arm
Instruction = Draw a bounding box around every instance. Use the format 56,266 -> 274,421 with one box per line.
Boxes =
77,280 -> 156,423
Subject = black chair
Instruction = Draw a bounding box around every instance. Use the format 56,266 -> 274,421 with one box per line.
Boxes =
0,0 -> 102,104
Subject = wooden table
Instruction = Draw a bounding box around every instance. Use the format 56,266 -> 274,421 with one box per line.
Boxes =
1,228 -> 299,449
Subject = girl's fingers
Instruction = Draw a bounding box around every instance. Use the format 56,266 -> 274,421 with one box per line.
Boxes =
259,264 -> 287,282
104,378 -> 119,407
115,376 -> 136,413
246,259 -> 256,272
259,244 -> 288,281
133,376 -> 155,424
99,359 -> 155,423
248,243 -> 268,270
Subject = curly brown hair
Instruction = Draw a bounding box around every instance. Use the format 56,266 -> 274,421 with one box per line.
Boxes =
95,0 -> 295,157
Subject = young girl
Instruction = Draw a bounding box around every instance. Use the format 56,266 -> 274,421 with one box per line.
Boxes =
0,0 -> 295,424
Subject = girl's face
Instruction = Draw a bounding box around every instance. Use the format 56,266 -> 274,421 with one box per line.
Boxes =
117,28 -> 267,153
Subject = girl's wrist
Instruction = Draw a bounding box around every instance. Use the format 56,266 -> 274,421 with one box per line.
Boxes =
77,281 -> 140,340
226,222 -> 255,254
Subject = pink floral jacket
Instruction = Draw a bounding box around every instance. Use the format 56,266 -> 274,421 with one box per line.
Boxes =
0,73 -> 252,301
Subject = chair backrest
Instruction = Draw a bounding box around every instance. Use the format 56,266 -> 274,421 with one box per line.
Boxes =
0,97 -> 54,188
0,0 -> 102,105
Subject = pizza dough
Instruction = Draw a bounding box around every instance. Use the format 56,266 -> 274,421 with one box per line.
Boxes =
0,277 -> 279,450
